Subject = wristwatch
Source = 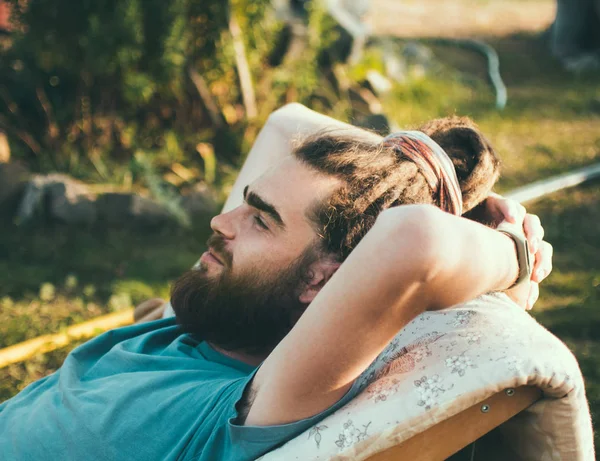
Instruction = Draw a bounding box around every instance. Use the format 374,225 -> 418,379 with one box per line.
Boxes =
496,222 -> 532,288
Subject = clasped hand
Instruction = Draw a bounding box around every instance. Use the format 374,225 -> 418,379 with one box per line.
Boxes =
481,192 -> 553,310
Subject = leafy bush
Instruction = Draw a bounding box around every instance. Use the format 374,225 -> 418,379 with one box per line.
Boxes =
0,0 -> 341,189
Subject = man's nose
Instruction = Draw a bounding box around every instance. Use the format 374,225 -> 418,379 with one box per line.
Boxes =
210,211 -> 236,239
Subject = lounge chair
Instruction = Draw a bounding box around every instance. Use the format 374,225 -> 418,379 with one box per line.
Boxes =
259,293 -> 595,460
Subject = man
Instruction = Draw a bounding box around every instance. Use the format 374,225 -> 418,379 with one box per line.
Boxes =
0,104 -> 552,461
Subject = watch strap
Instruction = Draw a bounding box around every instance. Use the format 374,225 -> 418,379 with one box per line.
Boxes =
496,222 -> 532,288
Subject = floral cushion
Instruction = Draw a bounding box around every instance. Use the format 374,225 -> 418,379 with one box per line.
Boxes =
259,293 -> 595,461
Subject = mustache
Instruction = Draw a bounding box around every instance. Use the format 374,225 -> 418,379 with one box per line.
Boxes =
206,234 -> 233,267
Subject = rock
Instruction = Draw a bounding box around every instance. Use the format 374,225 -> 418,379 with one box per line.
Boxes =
181,183 -> 218,217
130,194 -> 175,226
97,193 -> 175,227
17,173 -> 97,224
12,172 -> 212,228
95,193 -> 131,225
48,177 -> 97,225
16,177 -> 45,221
0,162 -> 29,217
402,42 -> 433,67
402,42 -> 434,78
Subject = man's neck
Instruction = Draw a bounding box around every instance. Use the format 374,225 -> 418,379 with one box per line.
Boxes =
208,343 -> 266,367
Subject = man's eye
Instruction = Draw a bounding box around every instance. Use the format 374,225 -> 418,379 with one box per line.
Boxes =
253,215 -> 268,230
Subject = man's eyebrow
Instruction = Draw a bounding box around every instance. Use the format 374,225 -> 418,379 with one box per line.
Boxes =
243,185 -> 285,229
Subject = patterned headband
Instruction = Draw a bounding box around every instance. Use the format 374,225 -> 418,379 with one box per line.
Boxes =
382,131 -> 463,216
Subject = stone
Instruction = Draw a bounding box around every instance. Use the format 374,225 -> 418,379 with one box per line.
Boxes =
402,42 -> 433,67
180,183 -> 219,221
17,177 -> 45,221
402,42 -> 434,77
0,162 -> 29,217
95,193 -> 131,225
48,177 -> 96,225
12,172 -> 211,228
130,194 -> 175,226
17,173 -> 97,224
97,193 -> 175,227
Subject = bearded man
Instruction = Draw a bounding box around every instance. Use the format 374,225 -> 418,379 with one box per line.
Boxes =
0,104 -> 552,461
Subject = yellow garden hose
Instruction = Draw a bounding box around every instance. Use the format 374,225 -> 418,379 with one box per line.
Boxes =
0,309 -> 133,369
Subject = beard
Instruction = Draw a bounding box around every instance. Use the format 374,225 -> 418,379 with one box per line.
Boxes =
171,235 -> 319,355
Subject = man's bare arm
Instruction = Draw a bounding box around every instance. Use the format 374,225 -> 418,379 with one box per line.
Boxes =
222,103 -> 380,213
246,205 -> 519,426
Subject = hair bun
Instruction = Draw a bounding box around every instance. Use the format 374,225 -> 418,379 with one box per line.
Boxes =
418,116 -> 501,213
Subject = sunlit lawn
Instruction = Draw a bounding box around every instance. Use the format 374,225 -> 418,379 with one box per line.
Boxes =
1,31 -> 599,444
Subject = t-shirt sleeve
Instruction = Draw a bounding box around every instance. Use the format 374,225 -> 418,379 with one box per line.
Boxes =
225,371 -> 366,460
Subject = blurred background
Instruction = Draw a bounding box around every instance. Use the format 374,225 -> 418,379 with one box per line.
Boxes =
0,0 -> 598,444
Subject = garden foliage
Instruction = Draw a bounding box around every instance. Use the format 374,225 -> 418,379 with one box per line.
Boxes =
0,0 -> 340,187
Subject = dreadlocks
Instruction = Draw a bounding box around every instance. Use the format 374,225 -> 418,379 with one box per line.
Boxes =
294,116 -> 501,260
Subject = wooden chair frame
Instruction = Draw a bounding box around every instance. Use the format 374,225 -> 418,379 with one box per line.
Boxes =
365,386 -> 542,461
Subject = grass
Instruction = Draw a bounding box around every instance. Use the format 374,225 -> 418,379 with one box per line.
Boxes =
0,223 -> 212,347
1,30 -> 599,445
0,222 -> 212,400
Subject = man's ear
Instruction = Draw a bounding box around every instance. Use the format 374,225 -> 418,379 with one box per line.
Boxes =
298,257 -> 341,304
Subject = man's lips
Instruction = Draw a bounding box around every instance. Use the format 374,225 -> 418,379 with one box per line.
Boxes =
202,248 -> 224,265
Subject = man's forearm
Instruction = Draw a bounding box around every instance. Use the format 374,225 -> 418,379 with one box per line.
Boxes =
222,104 -> 380,213
221,116 -> 290,213
402,206 -> 520,310
268,103 -> 380,141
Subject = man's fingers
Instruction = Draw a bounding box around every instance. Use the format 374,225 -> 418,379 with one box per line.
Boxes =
523,214 -> 544,253
532,241 -> 553,283
490,196 -> 518,224
134,298 -> 166,322
514,203 -> 527,224
526,282 -> 540,311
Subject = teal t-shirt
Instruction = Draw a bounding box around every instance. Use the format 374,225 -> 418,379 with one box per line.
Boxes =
0,318 -> 363,461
